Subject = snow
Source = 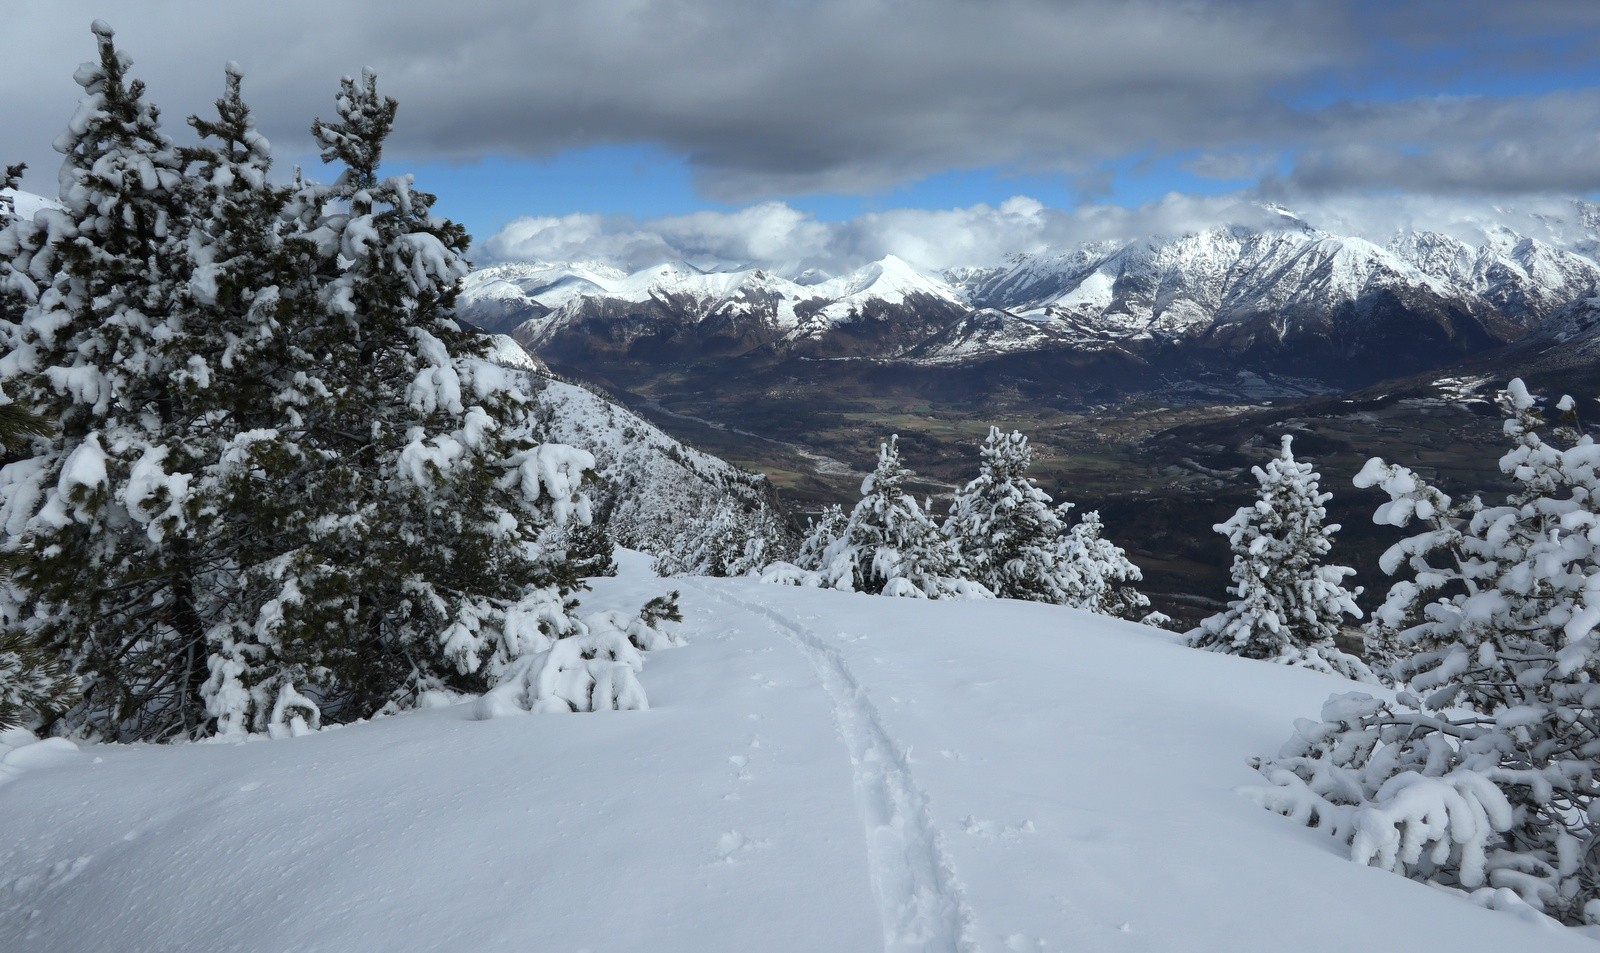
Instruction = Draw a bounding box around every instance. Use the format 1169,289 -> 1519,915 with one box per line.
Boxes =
483,333 -> 544,372
0,189 -> 62,223
2,553 -> 1591,951
1053,267 -> 1114,310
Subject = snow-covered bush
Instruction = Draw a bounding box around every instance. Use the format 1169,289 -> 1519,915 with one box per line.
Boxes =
632,591 -> 686,650
476,627 -> 648,716
1189,436 -> 1371,679
475,595 -> 683,716
1249,382 -> 1600,925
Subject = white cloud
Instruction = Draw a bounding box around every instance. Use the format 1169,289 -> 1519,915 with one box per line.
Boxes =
482,213 -> 679,266
482,196 -> 1081,272
481,190 -> 1600,273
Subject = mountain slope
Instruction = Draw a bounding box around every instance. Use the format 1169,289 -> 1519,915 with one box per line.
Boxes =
487,335 -> 783,554
2,558 -> 1591,951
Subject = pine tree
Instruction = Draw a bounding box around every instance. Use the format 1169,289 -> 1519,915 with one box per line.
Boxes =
1188,436 -> 1370,680
655,495 -> 787,577
149,61 -> 342,738
819,436 -> 982,598
1249,382 -> 1600,925
0,317 -> 74,725
944,428 -> 1070,600
794,503 -> 846,571
227,68 -> 595,726
0,22 -> 206,739
940,427 -> 1158,620
560,509 -> 617,579
1053,509 -> 1165,624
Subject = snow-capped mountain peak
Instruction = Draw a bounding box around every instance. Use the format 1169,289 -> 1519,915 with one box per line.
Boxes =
813,254 -> 963,305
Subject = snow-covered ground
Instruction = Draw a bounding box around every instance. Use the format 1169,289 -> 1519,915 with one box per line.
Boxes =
1,551 -> 1590,952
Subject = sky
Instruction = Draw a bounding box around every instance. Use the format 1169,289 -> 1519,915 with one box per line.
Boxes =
5,1 -> 1600,271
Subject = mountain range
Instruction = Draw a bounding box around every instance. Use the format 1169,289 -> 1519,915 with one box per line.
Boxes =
460,202 -> 1600,394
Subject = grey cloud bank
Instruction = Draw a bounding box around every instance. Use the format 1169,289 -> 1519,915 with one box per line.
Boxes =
5,1 -> 1597,213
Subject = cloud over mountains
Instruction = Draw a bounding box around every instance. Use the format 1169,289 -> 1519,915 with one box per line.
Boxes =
479,192 -> 1599,274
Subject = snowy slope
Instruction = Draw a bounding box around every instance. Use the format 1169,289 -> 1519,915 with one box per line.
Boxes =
531,370 -> 780,552
0,188 -> 61,222
2,554 -> 1590,952
466,335 -> 781,555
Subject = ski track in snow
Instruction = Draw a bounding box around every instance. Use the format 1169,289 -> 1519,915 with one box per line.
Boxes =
687,581 -> 983,953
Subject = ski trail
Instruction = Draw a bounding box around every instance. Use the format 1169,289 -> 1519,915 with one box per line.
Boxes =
687,581 -> 983,953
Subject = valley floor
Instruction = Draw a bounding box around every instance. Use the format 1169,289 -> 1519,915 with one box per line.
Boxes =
1,552 -> 1591,952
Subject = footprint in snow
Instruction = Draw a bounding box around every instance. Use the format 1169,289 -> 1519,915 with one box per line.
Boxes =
728,754 -> 753,781
962,815 -> 1037,841
8,855 -> 95,894
715,830 -> 770,865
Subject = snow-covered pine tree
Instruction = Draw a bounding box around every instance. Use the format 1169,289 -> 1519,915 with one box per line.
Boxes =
0,167 -> 52,575
1187,436 -> 1370,679
938,427 -> 1158,620
559,507 -> 618,579
168,63 -> 338,737
0,23 -> 211,739
1053,509 -> 1165,624
794,503 -> 846,571
731,499 -> 792,576
0,307 -> 75,726
655,495 -> 787,577
820,435 -> 984,598
237,69 -> 597,726
1,32 -> 615,738
1248,381 -> 1600,925
943,427 -> 1071,601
